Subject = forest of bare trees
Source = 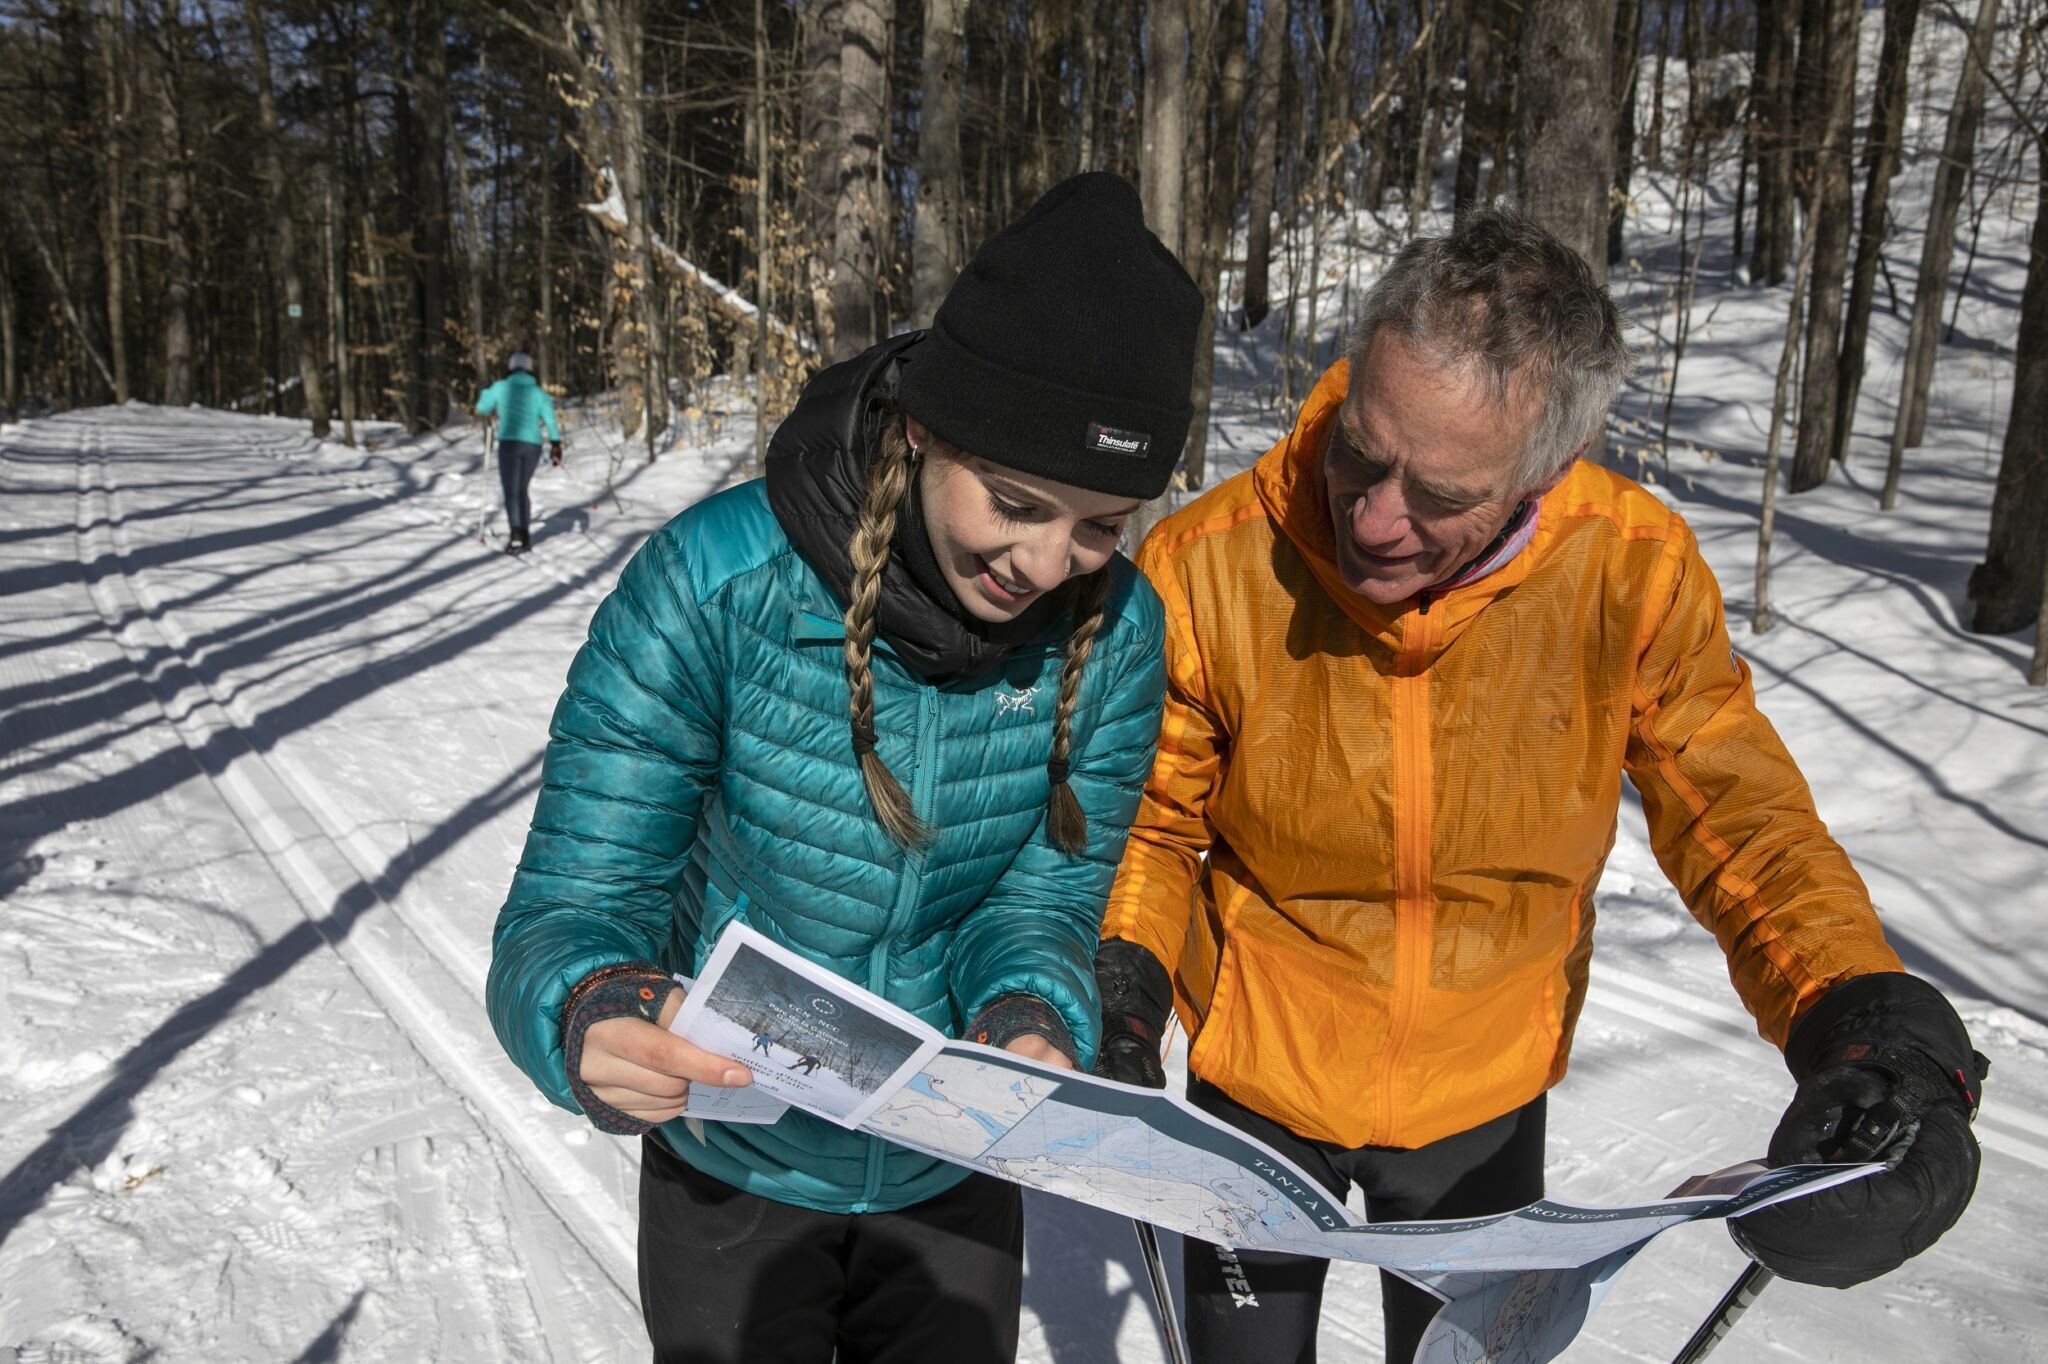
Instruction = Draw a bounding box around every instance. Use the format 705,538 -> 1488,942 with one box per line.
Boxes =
1,0 -> 2043,665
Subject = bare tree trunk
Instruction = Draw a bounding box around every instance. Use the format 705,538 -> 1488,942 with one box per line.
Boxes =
96,0 -> 130,404
1786,0 -> 1859,493
11,200 -> 119,396
1455,0 -> 1498,218
538,130 -> 556,385
1967,170 -> 2048,638
1490,0 -> 1521,197
1141,0 -> 1190,259
1885,0 -> 1999,504
361,211 -> 409,428
51,5 -> 112,406
1749,0 -> 1796,284
1607,0 -> 1641,265
1362,8 -> 1395,211
155,2 -> 196,409
1733,106 -> 1751,261
605,0 -> 666,447
754,0 -> 771,469
1790,0 -> 1831,199
1181,0 -> 1249,492
803,0 -> 844,357
1074,3 -> 1101,171
1240,0 -> 1287,325
1408,0 -> 1443,228
1124,0 -> 1191,552
1021,3 -> 1066,199
324,182 -> 356,446
1181,0 -> 1221,250
1515,0 -> 1617,282
0,265 -> 16,414
1756,197 -> 1821,634
1657,6 -> 1707,463
912,0 -> 968,325
830,0 -> 894,360
1829,0 -> 1920,470
1642,0 -> 1668,169
394,0 -> 450,431
2033,558 -> 2048,686
566,0 -> 665,442
453,125 -> 491,397
1297,0 -> 1348,383
245,0 -> 327,434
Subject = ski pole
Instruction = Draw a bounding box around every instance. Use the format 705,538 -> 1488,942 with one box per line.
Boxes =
1669,1261 -> 1773,1364
1133,1219 -> 1192,1364
1671,1097 -> 1911,1364
476,417 -> 496,544
1127,1012 -> 1190,1364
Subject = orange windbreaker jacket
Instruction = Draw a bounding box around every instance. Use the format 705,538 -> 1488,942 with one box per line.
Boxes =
1103,361 -> 1903,1150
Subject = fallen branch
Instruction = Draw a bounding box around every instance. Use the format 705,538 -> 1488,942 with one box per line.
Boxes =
582,165 -> 815,355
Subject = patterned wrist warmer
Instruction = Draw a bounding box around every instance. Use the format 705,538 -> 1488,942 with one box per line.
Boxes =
561,962 -> 681,1137
968,993 -> 1078,1067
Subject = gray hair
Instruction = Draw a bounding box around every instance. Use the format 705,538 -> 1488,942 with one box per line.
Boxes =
1344,203 -> 1636,494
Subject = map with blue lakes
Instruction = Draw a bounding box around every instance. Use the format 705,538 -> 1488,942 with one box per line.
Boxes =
681,924 -> 1874,1364
859,1045 -> 1865,1275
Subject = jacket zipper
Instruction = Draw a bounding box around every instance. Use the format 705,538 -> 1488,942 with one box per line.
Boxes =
1381,606 -> 1436,1145
858,685 -> 940,1210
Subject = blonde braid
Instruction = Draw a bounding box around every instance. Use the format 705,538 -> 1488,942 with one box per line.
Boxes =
844,418 -> 929,849
1045,567 -> 1112,855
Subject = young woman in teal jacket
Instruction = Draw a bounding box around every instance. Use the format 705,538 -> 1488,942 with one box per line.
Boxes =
487,173 -> 1202,1362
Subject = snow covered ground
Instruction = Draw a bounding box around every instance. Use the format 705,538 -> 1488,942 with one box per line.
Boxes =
5,26 -> 2048,1364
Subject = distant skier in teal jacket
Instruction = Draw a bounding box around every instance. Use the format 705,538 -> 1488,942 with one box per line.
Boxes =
473,352 -> 561,554
487,174 -> 1202,1364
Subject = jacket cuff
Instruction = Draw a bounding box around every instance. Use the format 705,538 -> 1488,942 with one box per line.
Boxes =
561,962 -> 681,1136
968,993 -> 1079,1066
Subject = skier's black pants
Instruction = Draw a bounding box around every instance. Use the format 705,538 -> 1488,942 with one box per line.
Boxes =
1181,1080 -> 1546,1364
638,1130 -> 1024,1363
498,438 -> 541,532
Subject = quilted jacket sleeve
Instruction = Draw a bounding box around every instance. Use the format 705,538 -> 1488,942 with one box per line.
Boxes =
947,581 -> 1168,1071
1624,526 -> 1902,1048
487,527 -> 725,1111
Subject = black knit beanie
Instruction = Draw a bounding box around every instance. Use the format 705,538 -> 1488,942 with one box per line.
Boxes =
898,172 -> 1204,501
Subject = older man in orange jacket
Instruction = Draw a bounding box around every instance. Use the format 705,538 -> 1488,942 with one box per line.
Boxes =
1094,206 -> 1986,1364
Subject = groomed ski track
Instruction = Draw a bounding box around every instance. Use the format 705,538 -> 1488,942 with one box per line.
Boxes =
1,407 -> 2043,1362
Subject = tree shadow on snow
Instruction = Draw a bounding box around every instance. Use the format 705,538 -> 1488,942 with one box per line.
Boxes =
0,750 -> 544,1247
1022,1191 -> 1180,1364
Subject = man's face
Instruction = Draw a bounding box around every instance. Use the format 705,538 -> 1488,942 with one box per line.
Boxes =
1324,333 -> 1552,605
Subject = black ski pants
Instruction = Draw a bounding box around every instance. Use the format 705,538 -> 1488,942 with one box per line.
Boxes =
638,1131 -> 1024,1364
1181,1080 -> 1547,1364
498,438 -> 542,532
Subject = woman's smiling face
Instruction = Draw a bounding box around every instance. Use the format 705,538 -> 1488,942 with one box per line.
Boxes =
908,416 -> 1142,622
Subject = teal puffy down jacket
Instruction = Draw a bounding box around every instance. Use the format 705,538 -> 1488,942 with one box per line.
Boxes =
486,479 -> 1167,1212
474,370 -> 561,444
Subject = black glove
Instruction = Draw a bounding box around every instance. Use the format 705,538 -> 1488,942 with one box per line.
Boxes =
1732,972 -> 1987,1288
1093,939 -> 1173,1088
549,440 -> 564,466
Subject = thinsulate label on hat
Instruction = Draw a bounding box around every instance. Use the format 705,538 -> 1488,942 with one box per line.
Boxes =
1088,422 -> 1151,458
